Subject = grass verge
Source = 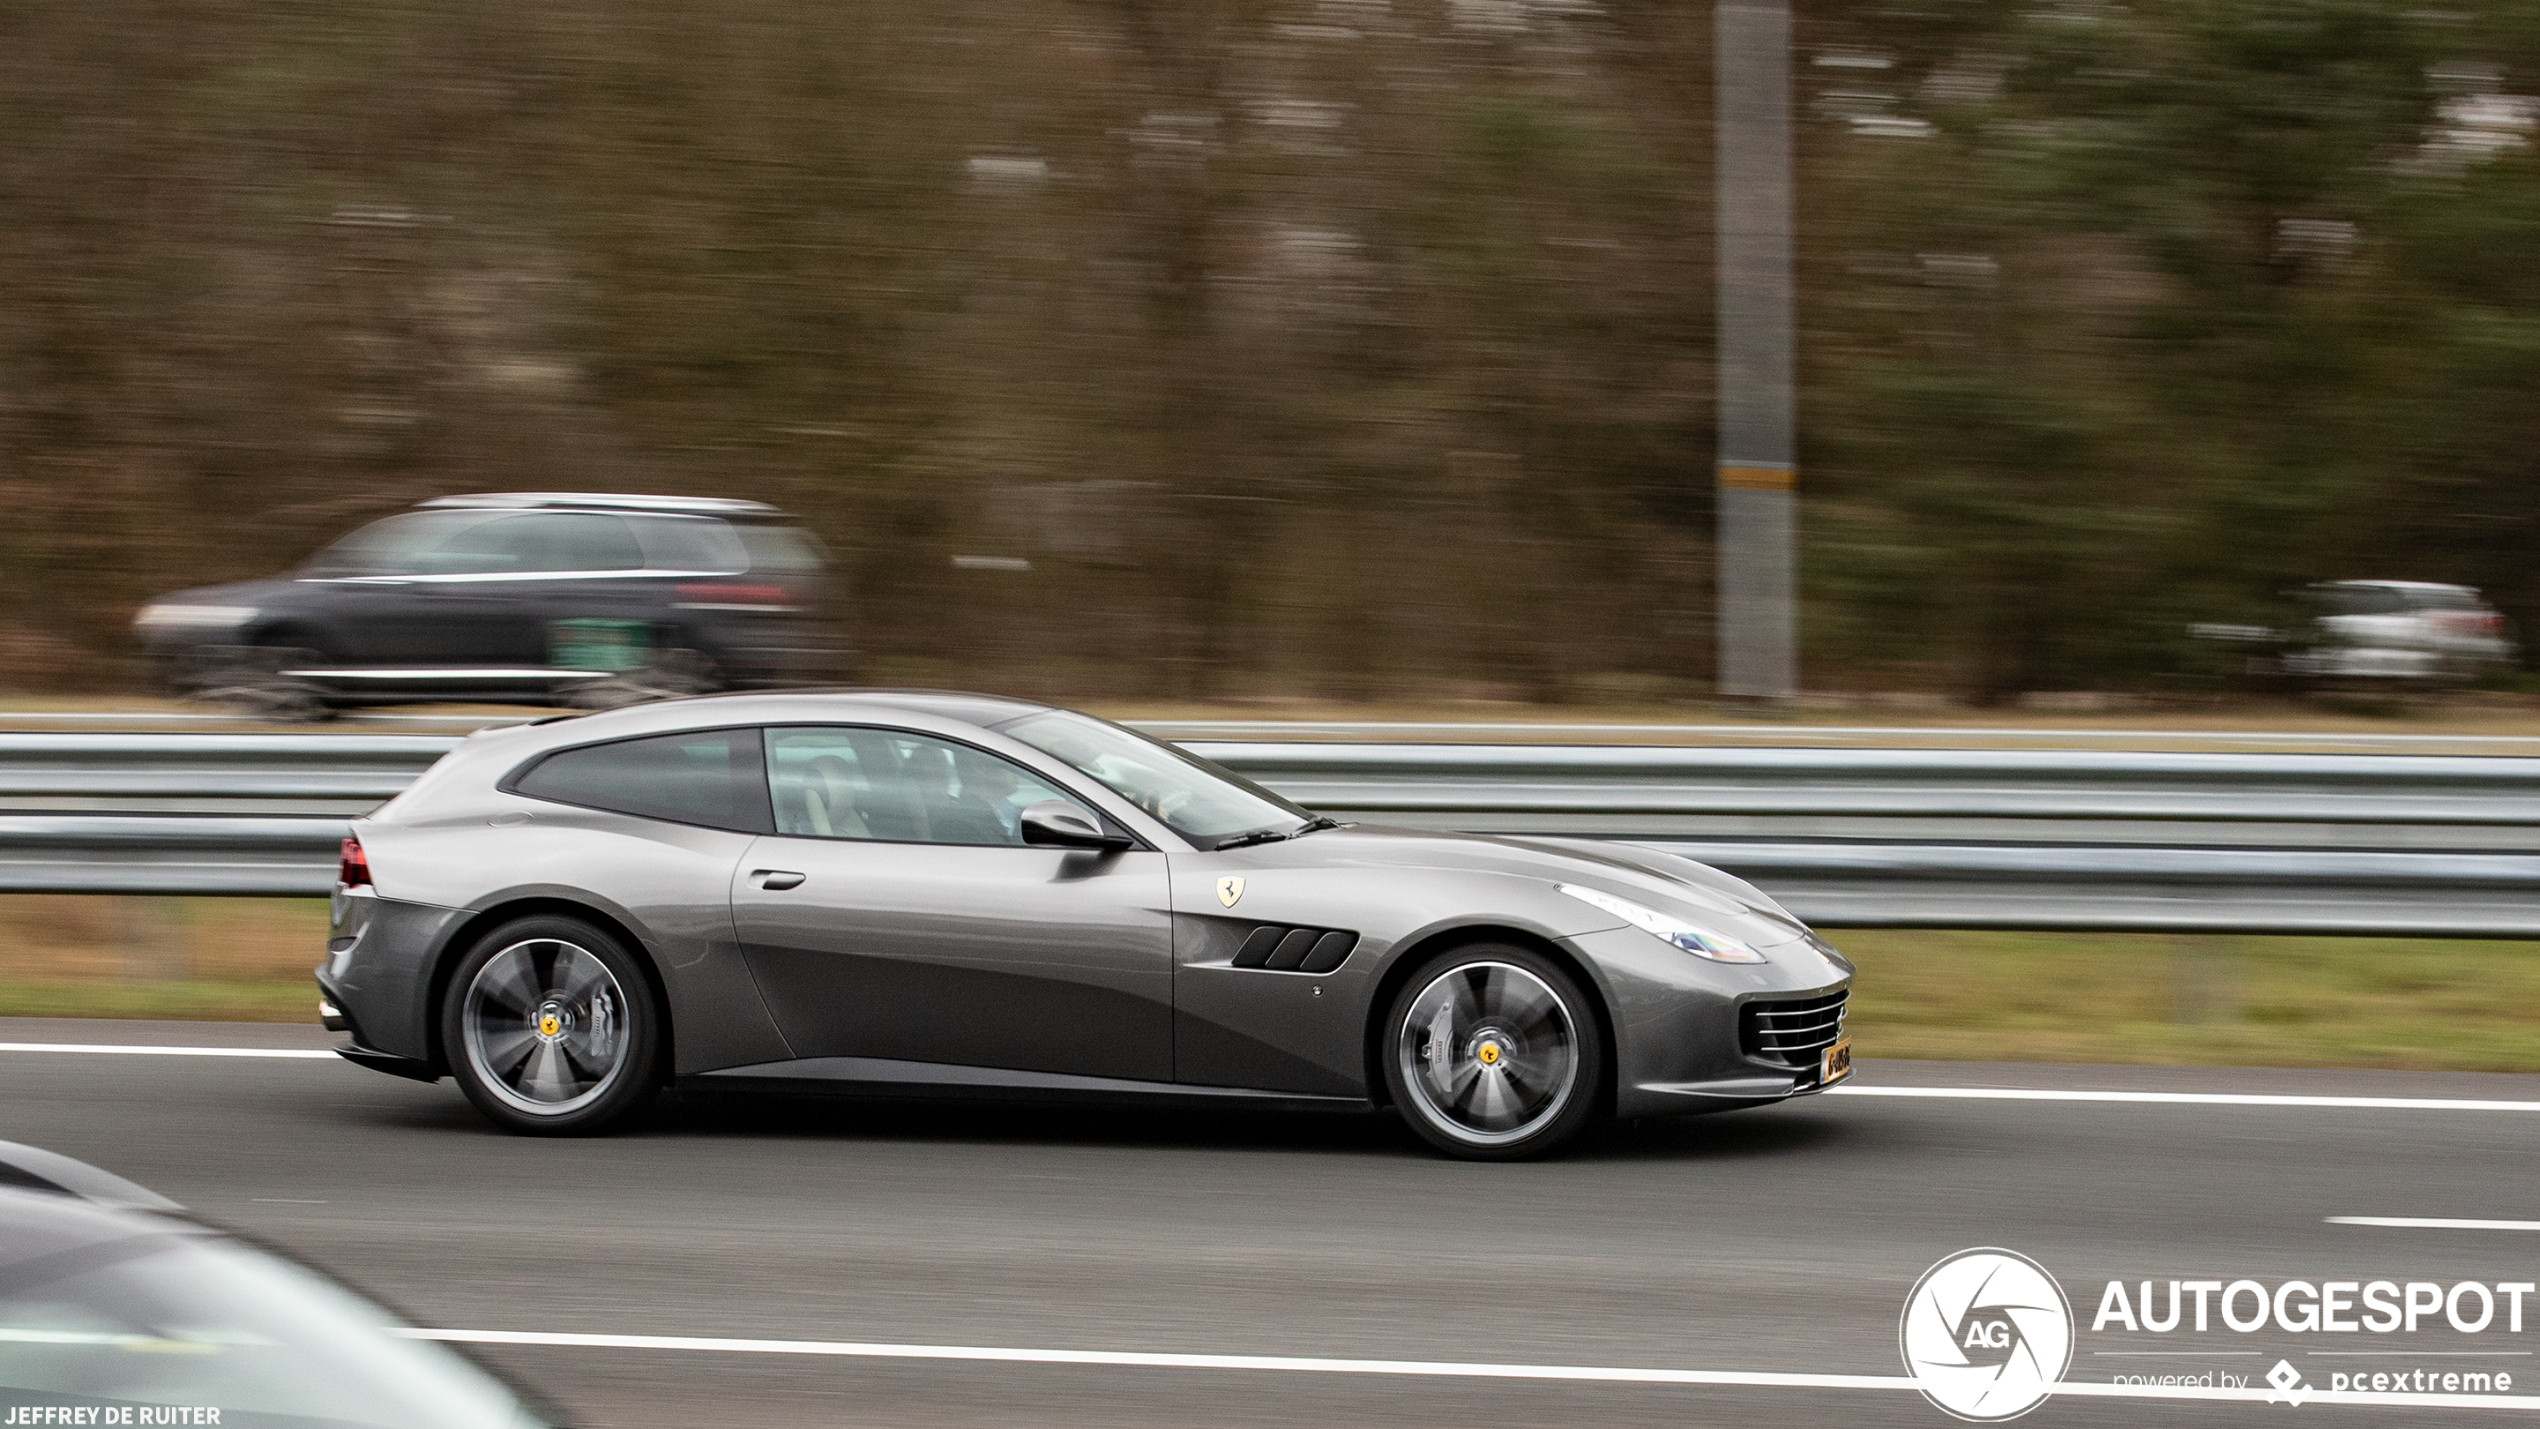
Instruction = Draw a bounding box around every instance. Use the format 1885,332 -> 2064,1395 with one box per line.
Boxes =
0,896 -> 327,1025
1842,929 -> 2540,1072
2,898 -> 2535,1071
0,980 -> 317,1022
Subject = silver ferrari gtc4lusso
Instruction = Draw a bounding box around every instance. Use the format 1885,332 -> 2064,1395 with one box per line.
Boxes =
321,691 -> 1854,1159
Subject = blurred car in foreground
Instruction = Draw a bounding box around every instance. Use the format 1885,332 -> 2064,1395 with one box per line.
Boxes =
321,690 -> 1854,1161
2192,579 -> 2515,688
0,1141 -> 548,1427
133,492 -> 839,718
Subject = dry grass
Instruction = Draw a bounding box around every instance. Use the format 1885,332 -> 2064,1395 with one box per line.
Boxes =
0,896 -> 325,1023
3,897 -> 2536,1072
17,690 -> 2540,747
1843,929 -> 2540,1072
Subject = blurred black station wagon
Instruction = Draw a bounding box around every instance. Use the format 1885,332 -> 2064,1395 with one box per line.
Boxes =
133,493 -> 839,717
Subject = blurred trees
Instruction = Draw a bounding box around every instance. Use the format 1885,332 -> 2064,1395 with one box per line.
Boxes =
0,0 -> 2534,702
1805,0 -> 2540,700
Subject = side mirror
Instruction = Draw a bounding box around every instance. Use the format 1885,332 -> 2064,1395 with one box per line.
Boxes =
1019,801 -> 1128,850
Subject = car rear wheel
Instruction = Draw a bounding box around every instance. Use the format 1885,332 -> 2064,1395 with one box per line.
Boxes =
1380,944 -> 1604,1160
187,644 -> 332,723
567,648 -> 721,711
441,916 -> 661,1136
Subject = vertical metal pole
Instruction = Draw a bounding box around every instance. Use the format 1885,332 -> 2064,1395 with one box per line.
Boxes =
1715,1 -> 1796,703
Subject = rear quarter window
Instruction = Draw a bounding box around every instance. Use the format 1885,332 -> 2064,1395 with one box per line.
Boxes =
506,728 -> 773,832
735,525 -> 831,574
628,516 -> 749,573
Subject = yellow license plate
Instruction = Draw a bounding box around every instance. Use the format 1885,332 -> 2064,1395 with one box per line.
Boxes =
1821,1038 -> 1852,1085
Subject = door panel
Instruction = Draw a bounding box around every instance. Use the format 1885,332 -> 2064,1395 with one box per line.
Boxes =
293,580 -> 483,665
516,573 -> 669,672
404,582 -> 535,664
731,839 -> 1173,1082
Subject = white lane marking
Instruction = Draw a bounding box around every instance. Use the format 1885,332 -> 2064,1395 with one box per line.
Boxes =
399,1329 -> 2540,1409
2329,1217 -> 2540,1231
0,1042 -> 336,1059
403,1330 -> 1906,1390
1830,1085 -> 2540,1112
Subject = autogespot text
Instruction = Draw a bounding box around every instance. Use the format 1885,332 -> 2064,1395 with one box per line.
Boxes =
2091,1277 -> 2530,1394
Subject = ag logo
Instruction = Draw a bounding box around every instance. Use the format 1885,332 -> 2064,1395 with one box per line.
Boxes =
1899,1248 -> 2073,1422
1216,876 -> 1246,908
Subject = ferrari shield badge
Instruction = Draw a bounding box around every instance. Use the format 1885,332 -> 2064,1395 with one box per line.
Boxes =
1216,876 -> 1246,908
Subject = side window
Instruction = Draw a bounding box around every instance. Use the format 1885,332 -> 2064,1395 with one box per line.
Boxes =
766,727 -> 1089,846
627,516 -> 748,573
509,728 -> 771,832
427,513 -> 645,575
301,512 -> 492,577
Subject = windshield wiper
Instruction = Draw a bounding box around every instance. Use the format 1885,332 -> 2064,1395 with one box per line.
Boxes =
1214,816 -> 1344,851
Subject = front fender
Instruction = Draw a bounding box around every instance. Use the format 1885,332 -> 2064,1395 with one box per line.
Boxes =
1559,924 -> 1851,1119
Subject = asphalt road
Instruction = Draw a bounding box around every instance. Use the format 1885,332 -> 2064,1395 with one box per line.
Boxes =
4,1017 -> 2536,1429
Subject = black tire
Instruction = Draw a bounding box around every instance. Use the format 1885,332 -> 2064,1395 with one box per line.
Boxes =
440,915 -> 662,1136
566,648 -> 721,711
189,644 -> 332,723
1379,942 -> 1605,1161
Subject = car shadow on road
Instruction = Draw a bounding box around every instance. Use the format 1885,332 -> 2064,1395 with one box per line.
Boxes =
647,1088 -> 1415,1157
1574,1106 -> 1858,1163
606,1088 -> 1866,1165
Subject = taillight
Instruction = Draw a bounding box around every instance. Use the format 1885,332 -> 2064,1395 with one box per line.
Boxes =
338,836 -> 372,889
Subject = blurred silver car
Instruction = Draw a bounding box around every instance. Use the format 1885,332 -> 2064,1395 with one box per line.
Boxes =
0,1142 -> 548,1426
2196,580 -> 2515,686
2286,581 -> 2515,682
321,691 -> 1854,1160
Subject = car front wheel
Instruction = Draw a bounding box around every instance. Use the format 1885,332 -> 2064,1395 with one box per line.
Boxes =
1380,944 -> 1604,1160
440,916 -> 661,1136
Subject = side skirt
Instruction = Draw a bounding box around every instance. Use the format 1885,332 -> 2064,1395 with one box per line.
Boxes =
683,1055 -> 1375,1116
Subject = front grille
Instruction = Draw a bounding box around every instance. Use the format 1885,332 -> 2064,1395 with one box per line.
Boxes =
1739,989 -> 1849,1069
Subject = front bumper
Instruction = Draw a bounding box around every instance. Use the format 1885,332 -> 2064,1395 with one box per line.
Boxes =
1561,924 -> 1853,1120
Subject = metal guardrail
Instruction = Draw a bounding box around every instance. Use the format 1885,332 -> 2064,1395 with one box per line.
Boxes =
10,730 -> 2540,934
1141,720 -> 2540,754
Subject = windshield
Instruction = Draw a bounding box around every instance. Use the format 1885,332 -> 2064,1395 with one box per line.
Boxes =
0,1232 -> 543,1428
300,512 -> 496,577
999,711 -> 1309,843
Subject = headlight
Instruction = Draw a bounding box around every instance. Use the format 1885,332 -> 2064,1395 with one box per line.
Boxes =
1556,883 -> 1767,963
134,604 -> 257,630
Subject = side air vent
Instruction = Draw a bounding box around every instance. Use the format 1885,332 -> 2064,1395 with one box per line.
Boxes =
1230,924 -> 1359,974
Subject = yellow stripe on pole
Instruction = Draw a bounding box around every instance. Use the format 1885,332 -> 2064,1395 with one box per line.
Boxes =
1718,466 -> 1796,492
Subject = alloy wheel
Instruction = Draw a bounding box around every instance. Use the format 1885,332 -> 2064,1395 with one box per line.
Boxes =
461,939 -> 632,1117
1394,960 -> 1581,1148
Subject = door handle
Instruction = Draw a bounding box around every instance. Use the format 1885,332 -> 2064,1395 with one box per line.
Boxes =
752,869 -> 806,891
